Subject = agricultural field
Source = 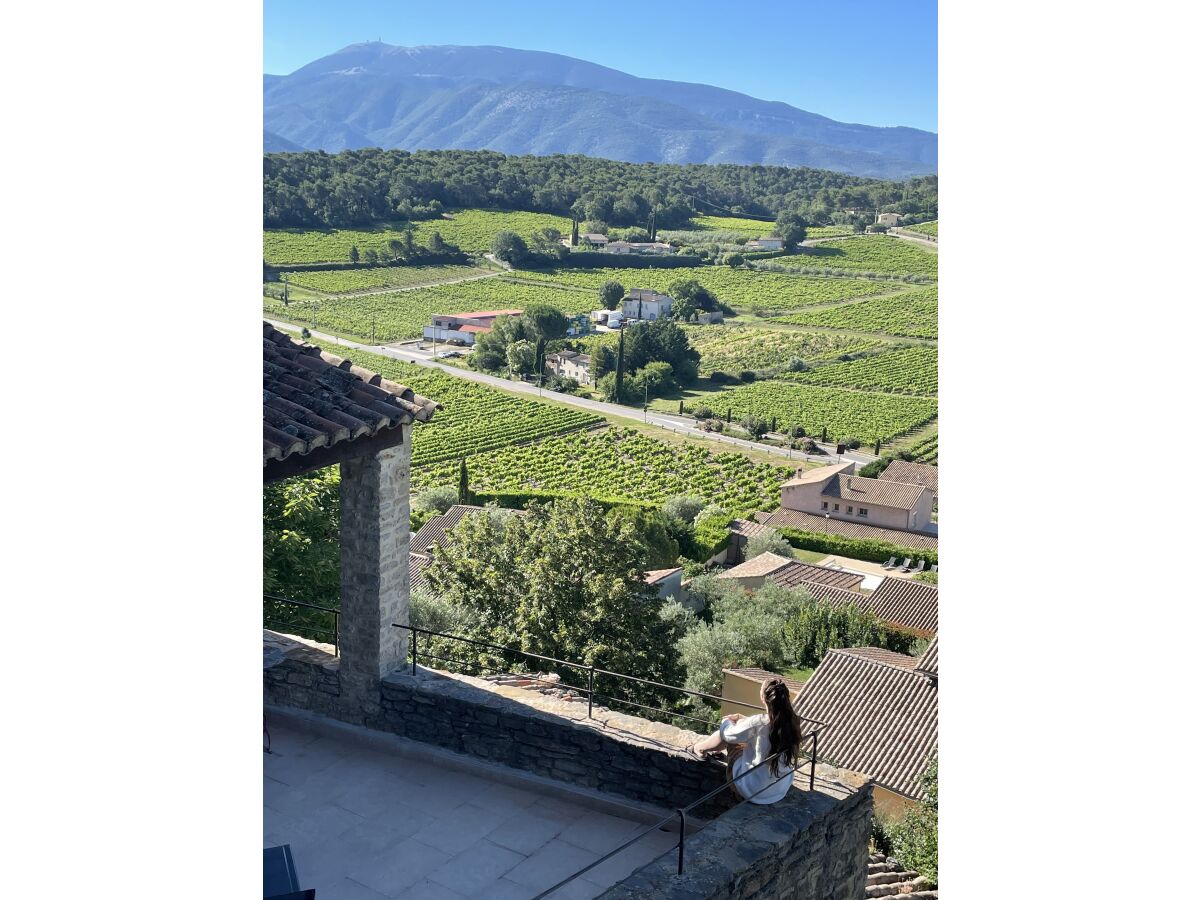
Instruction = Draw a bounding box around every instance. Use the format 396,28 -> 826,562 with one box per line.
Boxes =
682,326 -> 880,375
906,221 -> 938,238
263,209 -> 573,263
681,381 -> 938,444
412,427 -> 795,515
266,279 -> 596,343
308,343 -> 603,467
770,286 -> 938,339
282,265 -> 493,295
508,267 -> 900,312
686,215 -> 778,235
786,346 -> 938,396
907,431 -> 938,464
762,235 -> 938,278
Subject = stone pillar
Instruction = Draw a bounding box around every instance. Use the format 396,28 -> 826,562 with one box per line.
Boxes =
338,429 -> 411,718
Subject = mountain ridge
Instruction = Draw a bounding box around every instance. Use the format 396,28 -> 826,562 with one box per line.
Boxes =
264,43 -> 936,178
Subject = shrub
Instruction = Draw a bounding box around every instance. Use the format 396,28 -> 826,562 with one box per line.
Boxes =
881,760 -> 938,885
741,414 -> 770,438
709,370 -> 736,384
745,528 -> 794,559
778,527 -> 937,568
739,370 -> 757,383
846,438 -> 862,450
413,485 -> 459,515
789,424 -> 807,438
801,438 -> 818,452
693,405 -> 714,420
663,495 -> 706,525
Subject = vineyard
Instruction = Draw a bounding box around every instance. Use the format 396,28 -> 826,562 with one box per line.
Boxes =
263,209 -> 573,263
684,381 -> 938,444
412,427 -> 795,515
906,221 -> 938,238
266,279 -> 596,342
770,286 -> 938,339
282,265 -> 492,295
908,432 -> 938,464
682,326 -> 880,374
509,267 -> 899,312
685,215 -> 778,235
787,346 -> 938,396
309,343 -> 603,466
763,235 -> 939,278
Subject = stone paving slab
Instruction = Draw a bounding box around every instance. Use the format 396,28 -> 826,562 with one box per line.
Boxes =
264,713 -> 675,900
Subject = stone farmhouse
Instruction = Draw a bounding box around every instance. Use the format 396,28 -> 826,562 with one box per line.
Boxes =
544,349 -> 593,385
745,236 -> 784,250
875,211 -> 904,226
780,462 -> 934,534
605,240 -> 673,255
621,287 -> 673,321
422,309 -> 523,346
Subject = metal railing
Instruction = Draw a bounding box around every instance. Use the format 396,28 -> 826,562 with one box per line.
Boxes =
392,623 -> 827,893
264,594 -> 340,656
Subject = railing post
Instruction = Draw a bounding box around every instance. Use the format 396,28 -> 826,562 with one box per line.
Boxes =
676,808 -> 686,875
809,729 -> 818,791
333,611 -> 340,657
587,665 -> 595,718
410,627 -> 417,675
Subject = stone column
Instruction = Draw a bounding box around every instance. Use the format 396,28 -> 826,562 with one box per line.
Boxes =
338,429 -> 411,719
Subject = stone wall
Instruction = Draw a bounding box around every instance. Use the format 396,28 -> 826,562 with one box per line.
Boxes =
373,667 -> 733,813
263,630 -> 340,717
597,774 -> 873,900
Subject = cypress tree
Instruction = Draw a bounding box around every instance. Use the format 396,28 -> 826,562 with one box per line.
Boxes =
874,438 -> 881,455
821,425 -> 828,442
349,245 -> 360,263
457,458 -> 470,505
679,400 -> 684,414
615,328 -> 626,402
726,408 -> 732,423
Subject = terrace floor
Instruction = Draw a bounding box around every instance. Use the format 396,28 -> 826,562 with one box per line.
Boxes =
264,710 -> 678,899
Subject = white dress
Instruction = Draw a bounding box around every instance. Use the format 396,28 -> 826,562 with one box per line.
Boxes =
719,713 -> 796,804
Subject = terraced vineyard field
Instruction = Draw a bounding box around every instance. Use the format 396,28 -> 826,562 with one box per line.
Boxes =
263,209 -> 572,263
687,215 -> 778,235
786,346 -> 938,396
908,432 -> 938,464
682,326 -> 880,374
267,279 -> 595,342
283,265 -> 492,295
684,382 -> 938,444
509,267 -> 899,312
412,427 -> 794,515
763,235 -> 938,278
771,286 -> 938,339
906,221 -> 938,238
309,343 -> 603,466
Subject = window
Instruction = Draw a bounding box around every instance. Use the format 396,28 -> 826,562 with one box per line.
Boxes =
834,504 -> 840,512
858,508 -> 868,517
821,501 -> 828,510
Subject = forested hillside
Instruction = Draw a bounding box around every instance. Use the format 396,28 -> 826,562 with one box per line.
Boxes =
263,149 -> 938,229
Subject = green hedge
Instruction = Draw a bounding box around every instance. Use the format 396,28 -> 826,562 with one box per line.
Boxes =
778,527 -> 937,567
471,489 -> 655,513
692,514 -> 734,561
551,253 -> 703,270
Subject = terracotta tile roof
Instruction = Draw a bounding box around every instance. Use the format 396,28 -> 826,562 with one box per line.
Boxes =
880,460 -> 939,496
723,667 -> 806,700
916,637 -> 938,678
440,309 -> 523,319
409,551 -> 432,590
795,648 -> 938,799
457,324 -> 490,333
823,475 -> 927,511
868,578 -> 939,636
263,323 -> 438,466
644,567 -> 683,585
782,461 -> 853,488
409,504 -> 487,556
838,647 -> 920,669
761,508 -> 938,551
729,519 -> 771,540
762,576 -> 936,637
768,562 -> 865,591
716,551 -> 795,579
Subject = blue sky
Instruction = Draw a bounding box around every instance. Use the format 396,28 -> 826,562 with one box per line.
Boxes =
264,1 -> 937,132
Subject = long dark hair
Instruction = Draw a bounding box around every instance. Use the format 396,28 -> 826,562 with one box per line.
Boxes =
763,678 -> 802,777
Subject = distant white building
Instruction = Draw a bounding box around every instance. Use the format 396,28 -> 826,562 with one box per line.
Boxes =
622,288 -> 673,321
580,233 -> 609,247
875,212 -> 904,227
422,309 -> 522,346
605,241 -> 673,255
745,236 -> 785,251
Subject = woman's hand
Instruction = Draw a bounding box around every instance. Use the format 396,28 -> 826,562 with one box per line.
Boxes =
722,713 -> 744,724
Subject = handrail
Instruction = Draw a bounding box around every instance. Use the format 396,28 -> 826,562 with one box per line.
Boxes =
392,623 -> 826,731
263,594 -> 340,656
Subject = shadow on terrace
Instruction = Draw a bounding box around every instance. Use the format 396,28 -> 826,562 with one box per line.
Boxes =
261,323 -> 872,900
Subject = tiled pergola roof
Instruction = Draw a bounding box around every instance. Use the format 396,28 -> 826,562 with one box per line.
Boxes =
263,323 -> 438,479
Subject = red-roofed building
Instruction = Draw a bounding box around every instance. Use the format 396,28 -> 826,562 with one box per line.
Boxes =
423,310 -> 523,346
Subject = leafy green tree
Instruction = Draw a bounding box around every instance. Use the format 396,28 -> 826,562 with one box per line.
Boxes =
662,495 -> 705,525
591,344 -> 617,380
631,360 -> 675,400
429,231 -> 446,253
506,339 -> 536,376
425,498 -> 684,689
387,238 -> 405,260
667,279 -> 718,315
746,528 -> 794,559
349,245 -> 360,263
492,230 -> 530,265
775,211 -> 808,251
624,320 -> 700,385
414,484 -> 458,516
607,506 -> 680,569
263,467 -> 340,604
884,760 -> 938,885
363,248 -> 379,265
522,303 -> 569,341
600,280 -> 625,311
726,253 -> 744,267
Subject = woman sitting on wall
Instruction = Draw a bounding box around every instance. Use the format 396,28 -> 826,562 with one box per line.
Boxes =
688,677 -> 805,804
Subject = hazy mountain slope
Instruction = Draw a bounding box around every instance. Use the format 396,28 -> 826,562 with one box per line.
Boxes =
264,44 -> 936,177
